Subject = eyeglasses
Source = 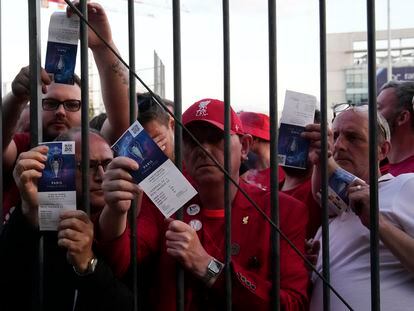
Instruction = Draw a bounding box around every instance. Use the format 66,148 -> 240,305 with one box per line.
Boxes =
77,159 -> 112,174
332,102 -> 368,119
42,98 -> 81,112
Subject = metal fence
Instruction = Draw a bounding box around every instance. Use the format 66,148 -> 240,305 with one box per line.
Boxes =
1,0 -> 382,310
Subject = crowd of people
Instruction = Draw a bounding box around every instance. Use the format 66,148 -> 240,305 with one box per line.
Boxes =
1,1 -> 414,311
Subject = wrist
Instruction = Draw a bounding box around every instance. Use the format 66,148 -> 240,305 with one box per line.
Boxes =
73,256 -> 98,276
203,257 -> 224,287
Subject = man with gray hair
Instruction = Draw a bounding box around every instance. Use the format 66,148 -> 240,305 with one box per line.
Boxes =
303,106 -> 414,310
377,80 -> 414,175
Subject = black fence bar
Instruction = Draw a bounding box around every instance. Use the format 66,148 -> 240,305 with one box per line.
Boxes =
28,1 -> 43,310
0,0 -> 3,231
127,1 -> 138,311
267,0 -> 280,310
79,0 -> 90,216
319,0 -> 331,310
222,0 -> 232,310
172,1 -> 185,310
366,0 -> 380,310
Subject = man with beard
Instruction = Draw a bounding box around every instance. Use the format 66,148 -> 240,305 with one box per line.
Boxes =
2,1 -> 131,218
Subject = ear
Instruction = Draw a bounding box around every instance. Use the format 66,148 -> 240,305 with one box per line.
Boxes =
378,140 -> 391,162
169,116 -> 175,131
396,110 -> 410,127
240,134 -> 253,161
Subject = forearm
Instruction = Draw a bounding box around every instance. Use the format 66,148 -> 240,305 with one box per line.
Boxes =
379,215 -> 414,273
92,42 -> 131,143
2,93 -> 28,149
99,206 -> 128,242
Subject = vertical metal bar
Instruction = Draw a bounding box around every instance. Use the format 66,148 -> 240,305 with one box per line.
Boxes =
28,1 -> 43,310
80,0 -> 90,215
127,1 -> 138,311
386,0 -> 392,82
172,1 -> 184,310
0,0 -> 3,231
28,0 -> 42,147
268,0 -> 280,310
319,0 -> 331,310
366,0 -> 380,310
222,0 -> 232,310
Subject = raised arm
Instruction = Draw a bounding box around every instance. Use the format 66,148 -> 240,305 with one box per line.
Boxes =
3,67 -> 51,170
68,2 -> 132,144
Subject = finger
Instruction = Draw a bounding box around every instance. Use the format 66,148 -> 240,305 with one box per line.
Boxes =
58,218 -> 92,234
18,169 -> 43,184
107,157 -> 139,171
57,227 -> 85,241
102,179 -> 141,194
59,210 -> 91,224
18,146 -> 49,160
165,240 -> 187,250
104,191 -> 138,204
40,68 -> 52,85
165,230 -> 191,243
167,220 -> 191,233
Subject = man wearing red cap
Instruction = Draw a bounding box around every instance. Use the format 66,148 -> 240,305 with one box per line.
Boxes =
97,99 -> 309,310
239,111 -> 285,190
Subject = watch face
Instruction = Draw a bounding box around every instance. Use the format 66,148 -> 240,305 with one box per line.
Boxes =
209,260 -> 221,274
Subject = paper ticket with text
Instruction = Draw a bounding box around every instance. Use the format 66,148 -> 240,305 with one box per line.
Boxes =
278,90 -> 317,169
45,12 -> 79,84
112,121 -> 197,218
38,141 -> 77,231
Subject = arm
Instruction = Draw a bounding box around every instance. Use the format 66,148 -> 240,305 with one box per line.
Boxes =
68,2 -> 131,144
349,178 -> 414,274
3,67 -> 51,170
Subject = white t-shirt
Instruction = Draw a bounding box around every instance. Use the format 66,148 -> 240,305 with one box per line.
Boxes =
310,173 -> 414,311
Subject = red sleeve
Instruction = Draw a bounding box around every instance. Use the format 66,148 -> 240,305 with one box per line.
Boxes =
96,196 -> 165,278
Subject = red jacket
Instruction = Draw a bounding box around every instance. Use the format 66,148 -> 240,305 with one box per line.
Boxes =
97,180 -> 309,310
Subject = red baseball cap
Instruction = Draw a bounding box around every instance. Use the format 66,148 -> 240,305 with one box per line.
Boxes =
182,98 -> 244,135
238,111 -> 270,141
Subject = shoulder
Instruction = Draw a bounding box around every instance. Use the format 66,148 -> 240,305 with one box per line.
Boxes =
13,132 -> 31,153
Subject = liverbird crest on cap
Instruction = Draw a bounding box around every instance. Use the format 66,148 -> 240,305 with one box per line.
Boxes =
195,100 -> 211,117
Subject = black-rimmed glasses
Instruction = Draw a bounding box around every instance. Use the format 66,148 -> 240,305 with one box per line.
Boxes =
42,98 -> 81,112
77,159 -> 112,175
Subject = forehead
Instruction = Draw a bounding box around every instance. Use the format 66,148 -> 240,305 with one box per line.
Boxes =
377,87 -> 398,108
144,119 -> 168,134
75,133 -> 113,160
44,82 -> 81,101
333,110 -> 368,134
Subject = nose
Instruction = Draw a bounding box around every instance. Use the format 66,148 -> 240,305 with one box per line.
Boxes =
93,165 -> 105,181
333,134 -> 347,153
55,103 -> 66,117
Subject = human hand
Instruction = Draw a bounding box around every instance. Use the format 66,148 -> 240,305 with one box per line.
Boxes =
152,132 -> 168,152
165,218 -> 212,279
13,145 -> 49,224
57,210 -> 95,273
102,156 -> 142,214
67,1 -> 112,50
305,238 -> 320,270
301,123 -> 334,165
11,66 -> 51,101
348,180 -> 370,228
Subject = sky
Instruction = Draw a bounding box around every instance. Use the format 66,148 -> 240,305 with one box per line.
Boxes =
2,0 -> 414,114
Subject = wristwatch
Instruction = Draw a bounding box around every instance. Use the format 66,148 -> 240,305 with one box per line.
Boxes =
73,257 -> 98,276
205,258 -> 224,283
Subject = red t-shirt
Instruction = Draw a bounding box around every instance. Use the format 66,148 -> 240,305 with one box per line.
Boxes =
388,155 -> 414,176
97,180 -> 309,310
3,133 -> 31,221
280,178 -> 321,239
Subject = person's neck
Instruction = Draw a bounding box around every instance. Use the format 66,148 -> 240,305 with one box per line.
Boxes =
281,171 -> 311,191
197,178 -> 239,210
254,146 -> 270,170
388,128 -> 414,164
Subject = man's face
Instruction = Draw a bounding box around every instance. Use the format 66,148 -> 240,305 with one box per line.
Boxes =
75,133 -> 113,213
42,83 -> 82,140
377,87 -> 400,134
183,122 -> 244,186
332,110 -> 370,180
143,119 -> 175,161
